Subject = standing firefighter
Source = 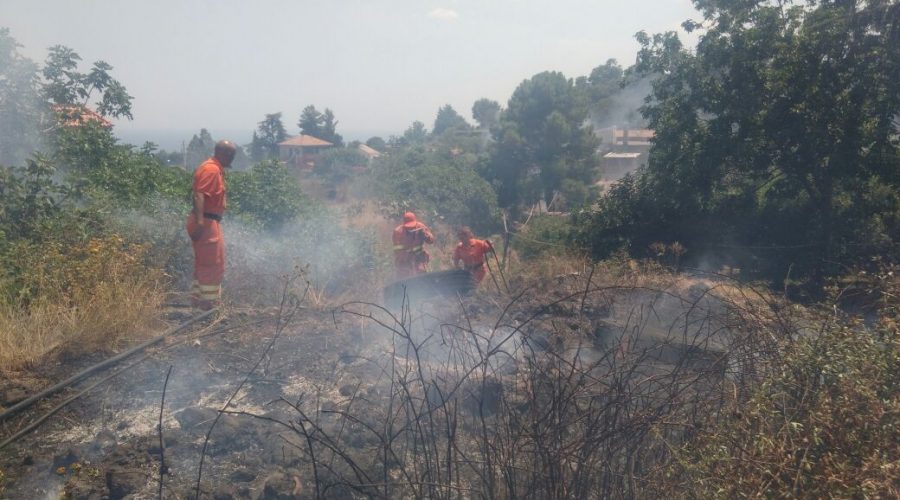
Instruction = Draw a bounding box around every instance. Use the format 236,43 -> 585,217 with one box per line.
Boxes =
452,226 -> 493,284
186,140 -> 236,309
392,211 -> 434,279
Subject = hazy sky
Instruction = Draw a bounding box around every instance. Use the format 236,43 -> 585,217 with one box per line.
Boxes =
2,0 -> 700,142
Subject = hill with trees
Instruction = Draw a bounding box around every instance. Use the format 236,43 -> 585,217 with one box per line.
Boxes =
0,2 -> 898,495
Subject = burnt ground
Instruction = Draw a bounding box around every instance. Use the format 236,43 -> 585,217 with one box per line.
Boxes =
0,271 -> 739,499
0,305 -> 373,499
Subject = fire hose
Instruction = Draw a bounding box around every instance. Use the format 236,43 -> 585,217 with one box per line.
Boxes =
0,309 -> 215,423
0,309 -> 217,450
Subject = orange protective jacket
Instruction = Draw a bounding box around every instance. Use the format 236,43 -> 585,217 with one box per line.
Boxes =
187,157 -> 226,304
453,238 -> 493,284
392,222 -> 434,279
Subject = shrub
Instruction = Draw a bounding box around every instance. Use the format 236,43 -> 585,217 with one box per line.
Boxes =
0,235 -> 164,371
228,159 -> 314,231
512,214 -> 574,260
372,146 -> 501,234
0,156 -> 66,244
314,147 -> 368,190
660,316 -> 899,498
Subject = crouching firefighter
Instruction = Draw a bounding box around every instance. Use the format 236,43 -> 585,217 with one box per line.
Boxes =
186,140 -> 236,310
453,226 -> 494,285
392,211 -> 435,280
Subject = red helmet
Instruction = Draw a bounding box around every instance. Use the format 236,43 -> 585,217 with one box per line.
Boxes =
402,211 -> 418,229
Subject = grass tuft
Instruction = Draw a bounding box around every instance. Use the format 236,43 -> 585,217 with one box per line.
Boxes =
0,235 -> 164,372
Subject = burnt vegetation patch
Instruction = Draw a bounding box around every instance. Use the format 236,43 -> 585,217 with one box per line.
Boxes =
0,264 -> 896,498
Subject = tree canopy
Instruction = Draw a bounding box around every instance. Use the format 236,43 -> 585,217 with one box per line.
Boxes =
298,105 -> 343,146
485,71 -> 599,212
373,146 -> 500,234
433,104 -> 471,136
0,30 -> 133,166
577,0 -> 900,282
402,121 -> 428,144
249,112 -> 287,161
471,98 -> 501,129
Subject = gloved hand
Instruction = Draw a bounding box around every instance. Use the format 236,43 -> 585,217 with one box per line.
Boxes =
186,215 -> 205,242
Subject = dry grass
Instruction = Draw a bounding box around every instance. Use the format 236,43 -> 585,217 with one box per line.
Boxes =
242,257 -> 896,498
0,236 -> 165,373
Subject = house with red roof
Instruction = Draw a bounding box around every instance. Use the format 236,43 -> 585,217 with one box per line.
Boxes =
278,135 -> 333,168
51,104 -> 113,128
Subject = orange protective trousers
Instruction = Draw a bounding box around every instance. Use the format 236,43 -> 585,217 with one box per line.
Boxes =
186,216 -> 224,307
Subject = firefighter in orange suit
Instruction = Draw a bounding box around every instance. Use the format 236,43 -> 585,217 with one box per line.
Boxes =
452,226 -> 493,284
392,211 -> 435,280
186,140 -> 236,309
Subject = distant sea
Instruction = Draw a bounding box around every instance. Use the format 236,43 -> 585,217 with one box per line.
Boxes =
114,129 -> 253,151
115,128 -> 394,152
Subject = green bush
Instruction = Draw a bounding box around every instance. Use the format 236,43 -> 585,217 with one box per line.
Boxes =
372,146 -> 500,234
54,122 -> 190,206
0,156 -> 65,244
512,214 -> 574,259
662,319 -> 899,498
228,159 -> 315,231
313,147 -> 367,189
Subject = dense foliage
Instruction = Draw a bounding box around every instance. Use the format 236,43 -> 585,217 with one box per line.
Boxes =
664,311 -> 899,498
372,146 -> 500,234
313,147 -> 368,193
297,104 -> 343,146
249,112 -> 288,161
484,71 -> 600,213
227,159 -> 313,231
432,104 -> 471,136
576,0 -> 900,283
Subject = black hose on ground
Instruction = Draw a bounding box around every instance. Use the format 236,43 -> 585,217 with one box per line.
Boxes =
0,314 -> 272,451
0,353 -> 152,450
0,309 -> 215,423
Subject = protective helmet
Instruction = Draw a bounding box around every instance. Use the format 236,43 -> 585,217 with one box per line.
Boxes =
402,211 -> 418,229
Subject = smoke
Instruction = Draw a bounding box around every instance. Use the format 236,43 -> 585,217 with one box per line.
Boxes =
591,77 -> 653,130
223,214 -> 381,305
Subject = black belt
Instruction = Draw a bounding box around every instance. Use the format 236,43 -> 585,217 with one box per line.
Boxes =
203,212 -> 222,221
465,262 -> 485,271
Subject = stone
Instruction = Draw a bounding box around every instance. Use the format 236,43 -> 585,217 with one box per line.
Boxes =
213,486 -> 236,500
64,475 -> 107,500
175,406 -> 242,436
260,471 -> 302,499
88,429 -> 117,455
52,449 -> 80,469
106,466 -> 147,499
230,468 -> 256,483
174,406 -> 218,430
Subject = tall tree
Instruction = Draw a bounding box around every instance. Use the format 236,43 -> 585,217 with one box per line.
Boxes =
185,128 -> 215,168
575,59 -> 631,126
487,71 -> 599,211
0,28 -> 43,165
471,98 -> 501,129
433,104 -> 470,135
297,105 -> 322,137
249,112 -> 287,161
42,44 -> 132,119
366,136 -> 387,151
403,121 -> 428,144
580,0 -> 900,280
320,108 -> 343,146
1,30 -> 135,166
